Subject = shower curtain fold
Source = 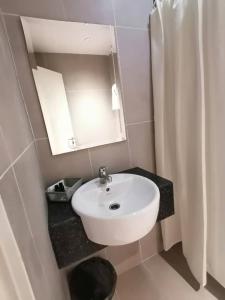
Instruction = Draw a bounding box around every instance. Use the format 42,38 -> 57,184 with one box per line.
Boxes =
203,0 -> 225,289
150,0 -> 207,286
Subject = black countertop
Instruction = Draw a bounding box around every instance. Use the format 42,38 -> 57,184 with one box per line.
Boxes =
48,167 -> 174,269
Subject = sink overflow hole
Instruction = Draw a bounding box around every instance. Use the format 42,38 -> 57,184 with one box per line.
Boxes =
109,203 -> 120,210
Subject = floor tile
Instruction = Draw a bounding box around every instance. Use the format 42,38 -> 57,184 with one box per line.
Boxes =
117,254 -> 218,300
117,263 -> 162,300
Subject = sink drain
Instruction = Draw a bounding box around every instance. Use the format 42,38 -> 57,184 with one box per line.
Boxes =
109,203 -> 120,210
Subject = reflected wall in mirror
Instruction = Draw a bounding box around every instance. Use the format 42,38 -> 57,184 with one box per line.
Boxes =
21,17 -> 126,155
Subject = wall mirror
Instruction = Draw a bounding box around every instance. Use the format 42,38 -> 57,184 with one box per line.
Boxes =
21,17 -> 126,155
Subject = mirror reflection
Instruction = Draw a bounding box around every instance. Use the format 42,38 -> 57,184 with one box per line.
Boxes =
21,17 -> 126,155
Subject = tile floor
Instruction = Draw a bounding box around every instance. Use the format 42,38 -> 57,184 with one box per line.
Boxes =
114,244 -> 225,300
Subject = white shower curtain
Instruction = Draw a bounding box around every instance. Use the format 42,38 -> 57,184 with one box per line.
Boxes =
151,0 -> 225,288
151,0 -> 208,286
203,0 -> 225,289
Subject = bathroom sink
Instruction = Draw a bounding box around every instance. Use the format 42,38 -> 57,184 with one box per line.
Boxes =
71,174 -> 160,246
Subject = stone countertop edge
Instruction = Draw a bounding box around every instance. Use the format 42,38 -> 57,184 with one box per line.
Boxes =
48,167 -> 174,269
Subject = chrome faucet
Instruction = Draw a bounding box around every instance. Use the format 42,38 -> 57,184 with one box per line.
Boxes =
98,166 -> 112,185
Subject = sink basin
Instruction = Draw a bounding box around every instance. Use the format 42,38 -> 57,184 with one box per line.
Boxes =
71,174 -> 160,246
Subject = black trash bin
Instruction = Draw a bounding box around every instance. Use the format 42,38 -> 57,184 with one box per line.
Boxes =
69,257 -> 117,300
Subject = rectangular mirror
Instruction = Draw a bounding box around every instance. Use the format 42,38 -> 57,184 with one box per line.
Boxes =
21,17 -> 126,155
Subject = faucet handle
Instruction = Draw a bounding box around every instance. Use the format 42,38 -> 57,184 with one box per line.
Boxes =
99,166 -> 107,177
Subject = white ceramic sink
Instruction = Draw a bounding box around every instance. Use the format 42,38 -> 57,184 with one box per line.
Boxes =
71,174 -> 160,246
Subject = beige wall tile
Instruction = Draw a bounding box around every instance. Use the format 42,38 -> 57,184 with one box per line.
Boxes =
116,27 -> 153,124
0,11 -> 68,299
0,169 -> 50,300
0,14 -> 33,161
0,0 -> 65,20
140,223 -> 163,261
106,242 -> 141,275
113,0 -> 153,29
0,169 -> 34,256
13,144 -> 69,300
4,15 -> 48,139
13,144 -> 48,249
0,2 -> 157,297
62,0 -> 114,24
62,248 -> 107,276
36,138 -> 93,186
0,127 -> 10,176
127,122 -> 155,172
90,141 -> 130,176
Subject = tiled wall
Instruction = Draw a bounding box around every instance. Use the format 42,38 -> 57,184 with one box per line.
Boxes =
1,0 -> 155,187
0,11 -> 68,300
0,0 -> 163,297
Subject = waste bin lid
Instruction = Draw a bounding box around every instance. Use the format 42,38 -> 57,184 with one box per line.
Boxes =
69,257 -> 117,300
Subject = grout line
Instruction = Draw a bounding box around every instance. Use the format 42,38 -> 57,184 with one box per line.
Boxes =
141,251 -> 160,264
115,25 -> 149,31
11,165 -> 51,299
126,120 -> 154,127
139,240 -> 144,262
35,137 -> 48,141
58,0 -> 67,20
0,127 -> 12,181
0,194 -> 36,300
111,0 -> 117,27
88,149 -> 94,177
2,12 -> 19,17
114,289 -> 121,300
67,88 -> 112,92
111,1 -> 148,32
1,13 -> 36,141
125,132 -> 133,169
113,14 -> 133,168
0,141 -> 33,181
2,12 -> 148,32
142,260 -> 154,275
104,248 -> 108,260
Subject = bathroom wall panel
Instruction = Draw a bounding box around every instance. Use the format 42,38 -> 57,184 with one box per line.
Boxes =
0,11 -> 68,300
116,27 -> 153,124
0,0 -> 158,287
13,144 -> 49,250
113,0 -> 152,29
140,223 -> 163,261
36,139 -> 93,186
3,15 -> 48,139
107,241 -> 141,275
0,0 -> 65,20
127,122 -> 155,172
0,14 -> 33,161
0,128 -> 10,176
62,0 -> 114,24
13,146 -> 68,300
90,141 -> 131,177
3,3 -> 155,182
0,169 -> 51,300
106,223 -> 162,275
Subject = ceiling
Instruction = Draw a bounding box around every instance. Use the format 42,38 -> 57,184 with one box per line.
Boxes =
21,17 -> 116,55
